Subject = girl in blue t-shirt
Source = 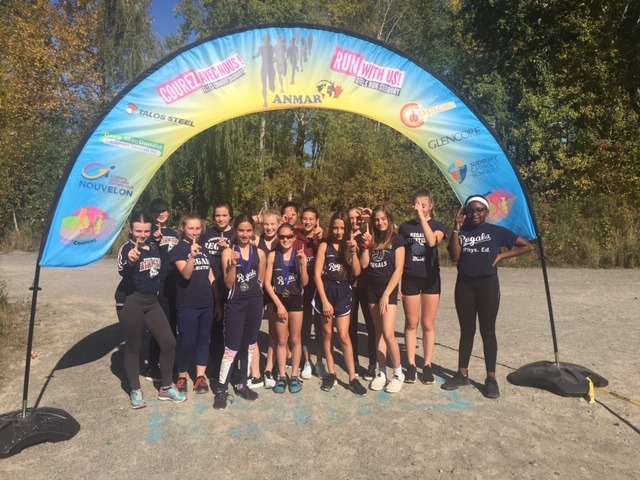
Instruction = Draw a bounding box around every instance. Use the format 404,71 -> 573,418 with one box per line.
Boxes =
443,194 -> 533,399
360,205 -> 406,393
313,211 -> 367,396
399,189 -> 447,385
171,214 -> 222,397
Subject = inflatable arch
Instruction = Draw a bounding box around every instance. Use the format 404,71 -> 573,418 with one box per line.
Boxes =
41,24 -> 537,267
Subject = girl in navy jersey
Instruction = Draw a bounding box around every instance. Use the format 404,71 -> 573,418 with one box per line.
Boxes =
145,199 -> 179,381
296,206 -> 325,379
360,205 -> 406,393
264,223 -> 309,393
115,212 -> 186,409
250,211 -> 280,389
443,195 -> 532,398
214,214 -> 267,409
201,202 -> 236,380
399,189 -> 447,385
313,211 -> 367,396
171,215 -> 222,396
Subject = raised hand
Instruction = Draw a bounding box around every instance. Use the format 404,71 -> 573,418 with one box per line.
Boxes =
153,223 -> 163,241
190,235 -> 201,257
217,230 -> 229,249
128,242 -> 141,263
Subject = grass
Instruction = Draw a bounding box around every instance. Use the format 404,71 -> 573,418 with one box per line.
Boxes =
0,281 -> 28,351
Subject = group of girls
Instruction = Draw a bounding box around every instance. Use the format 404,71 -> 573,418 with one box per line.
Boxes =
115,190 -> 532,409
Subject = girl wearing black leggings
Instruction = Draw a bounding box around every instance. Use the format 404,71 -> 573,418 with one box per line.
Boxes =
115,212 -> 186,409
443,195 -> 533,398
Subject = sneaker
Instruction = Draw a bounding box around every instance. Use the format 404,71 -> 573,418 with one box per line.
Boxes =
130,389 -> 147,409
363,364 -> 376,381
315,362 -> 328,379
421,364 -> 435,385
484,377 -> 500,399
301,362 -> 313,379
405,364 -> 417,383
264,371 -> 276,389
248,375 -> 264,390
385,373 -> 405,393
370,373 -> 387,391
320,373 -> 337,392
234,384 -> 259,401
441,371 -> 470,390
143,367 -> 161,382
175,376 -> 188,393
213,387 -> 229,410
289,376 -> 302,394
273,377 -> 287,394
158,385 -> 187,403
193,376 -> 209,394
349,378 -> 367,396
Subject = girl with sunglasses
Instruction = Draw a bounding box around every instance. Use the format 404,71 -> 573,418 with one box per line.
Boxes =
443,195 -> 533,398
264,223 -> 309,393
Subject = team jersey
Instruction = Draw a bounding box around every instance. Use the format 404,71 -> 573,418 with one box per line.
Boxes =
365,233 -> 405,280
294,229 -> 323,284
271,249 -> 304,296
228,244 -> 263,300
399,218 -> 447,279
115,240 -> 161,305
170,240 -> 214,309
321,243 -> 350,284
201,226 -> 236,282
257,235 -> 276,256
150,225 -> 179,282
455,222 -> 519,278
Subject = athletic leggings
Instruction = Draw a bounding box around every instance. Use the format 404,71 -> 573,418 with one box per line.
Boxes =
148,279 -> 177,369
117,292 -> 176,389
219,297 -> 264,388
350,285 -> 376,367
454,274 -> 500,372
176,306 -> 214,372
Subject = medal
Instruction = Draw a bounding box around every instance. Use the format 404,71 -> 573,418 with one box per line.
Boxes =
240,282 -> 249,292
281,288 -> 290,298
237,244 -> 254,293
279,251 -> 296,298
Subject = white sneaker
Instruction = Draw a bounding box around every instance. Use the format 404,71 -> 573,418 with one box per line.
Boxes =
247,376 -> 264,390
385,373 -> 405,393
315,362 -> 328,379
264,371 -> 276,389
301,362 -> 313,379
370,373 -> 386,391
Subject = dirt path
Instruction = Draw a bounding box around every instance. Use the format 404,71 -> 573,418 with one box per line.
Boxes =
1,251 -> 639,479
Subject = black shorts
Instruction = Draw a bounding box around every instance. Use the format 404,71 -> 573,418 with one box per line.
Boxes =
366,278 -> 399,305
276,293 -> 303,312
401,273 -> 441,296
312,282 -> 352,317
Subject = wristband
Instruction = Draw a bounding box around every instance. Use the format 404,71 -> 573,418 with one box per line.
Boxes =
452,230 -> 460,234
361,242 -> 371,249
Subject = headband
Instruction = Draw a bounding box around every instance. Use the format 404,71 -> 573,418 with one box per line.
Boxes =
465,196 -> 489,209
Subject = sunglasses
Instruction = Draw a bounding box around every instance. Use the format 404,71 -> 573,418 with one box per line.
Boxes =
278,234 -> 295,240
467,208 -> 488,215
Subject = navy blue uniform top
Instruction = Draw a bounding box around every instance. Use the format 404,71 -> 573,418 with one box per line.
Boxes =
228,244 -> 263,300
365,233 -> 405,280
294,229 -> 323,285
399,219 -> 447,279
271,249 -> 304,296
257,235 -> 276,257
455,222 -> 519,278
150,225 -> 179,282
115,240 -> 161,305
321,243 -> 350,284
202,227 -> 237,285
170,240 -> 214,309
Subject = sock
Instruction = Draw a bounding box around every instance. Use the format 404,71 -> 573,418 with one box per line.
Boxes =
393,367 -> 402,377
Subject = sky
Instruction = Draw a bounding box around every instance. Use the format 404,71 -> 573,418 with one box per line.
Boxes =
150,0 -> 182,38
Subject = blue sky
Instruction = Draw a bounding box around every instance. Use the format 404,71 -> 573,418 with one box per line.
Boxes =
150,0 -> 182,38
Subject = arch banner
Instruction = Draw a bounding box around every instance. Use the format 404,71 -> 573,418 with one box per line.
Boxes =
40,25 -> 537,267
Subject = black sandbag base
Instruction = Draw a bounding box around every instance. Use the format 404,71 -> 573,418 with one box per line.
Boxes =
0,407 -> 80,458
507,361 -> 608,397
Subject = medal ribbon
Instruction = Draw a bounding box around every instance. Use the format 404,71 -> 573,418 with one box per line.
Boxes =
237,245 -> 253,283
280,250 -> 295,291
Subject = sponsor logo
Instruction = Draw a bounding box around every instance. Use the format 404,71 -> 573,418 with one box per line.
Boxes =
330,47 -> 405,96
469,155 -> 500,178
400,101 -> 457,129
101,131 -> 164,156
427,128 -> 481,149
157,54 -> 246,104
448,159 -> 467,184
59,206 -> 117,245
79,162 -> 134,197
316,80 -> 343,99
272,93 -> 323,105
124,102 -> 195,127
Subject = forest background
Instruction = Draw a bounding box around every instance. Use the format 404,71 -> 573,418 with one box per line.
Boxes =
1,0 -> 639,267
